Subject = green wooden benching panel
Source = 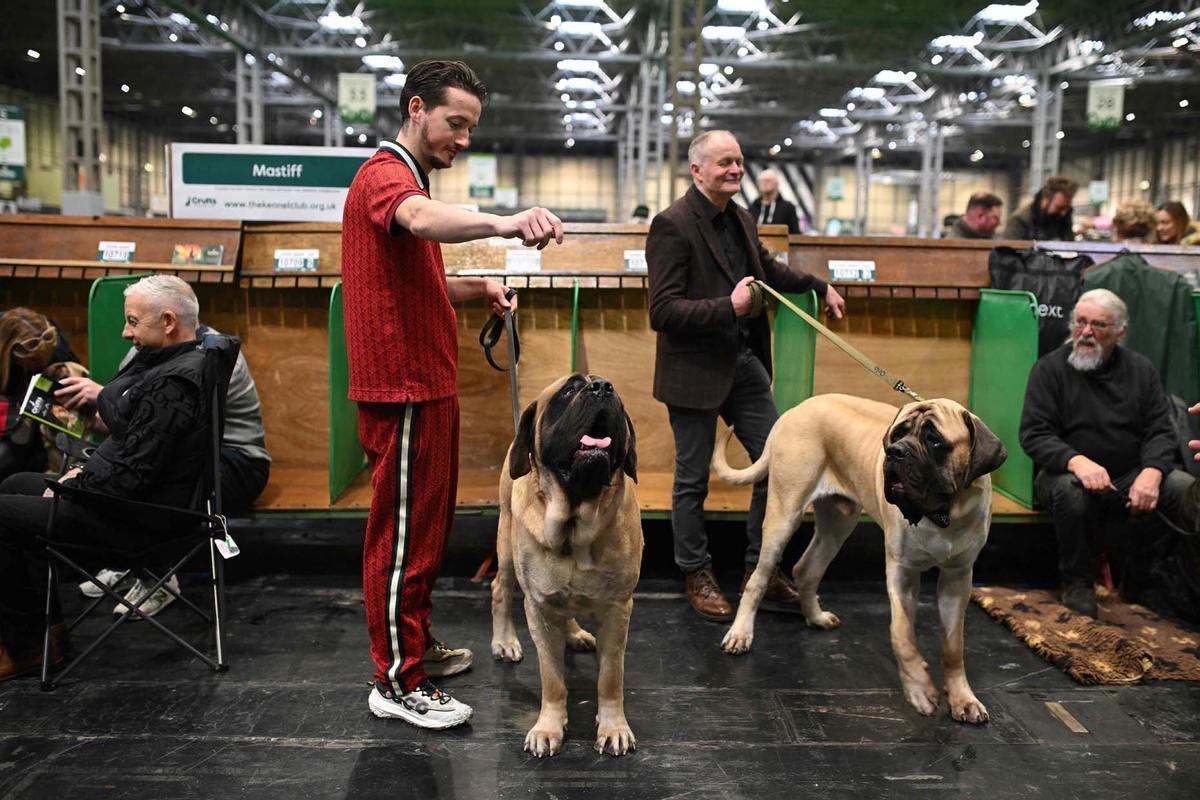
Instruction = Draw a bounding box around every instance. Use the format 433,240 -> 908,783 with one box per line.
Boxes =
968,288 -> 1039,508
87,274 -> 148,383
772,290 -> 818,413
329,282 -> 367,503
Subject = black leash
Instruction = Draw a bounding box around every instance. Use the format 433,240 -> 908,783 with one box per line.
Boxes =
478,288 -> 521,431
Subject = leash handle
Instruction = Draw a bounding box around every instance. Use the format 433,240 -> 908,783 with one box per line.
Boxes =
479,289 -> 520,372
754,280 -> 924,403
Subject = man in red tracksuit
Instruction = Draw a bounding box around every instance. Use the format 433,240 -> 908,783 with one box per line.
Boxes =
342,60 -> 563,729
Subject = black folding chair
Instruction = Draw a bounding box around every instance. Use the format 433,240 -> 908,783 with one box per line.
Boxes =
37,334 -> 240,690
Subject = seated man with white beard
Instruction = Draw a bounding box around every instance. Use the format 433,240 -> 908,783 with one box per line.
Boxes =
1019,288 -> 1196,617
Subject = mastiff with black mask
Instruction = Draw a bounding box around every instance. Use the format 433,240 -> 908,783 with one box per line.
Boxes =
711,394 -> 1006,723
491,374 -> 642,757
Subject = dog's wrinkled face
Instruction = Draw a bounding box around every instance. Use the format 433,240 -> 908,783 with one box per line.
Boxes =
509,374 -> 637,504
882,400 -> 1006,528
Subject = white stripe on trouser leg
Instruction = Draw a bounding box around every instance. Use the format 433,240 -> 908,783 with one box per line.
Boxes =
386,403 -> 415,694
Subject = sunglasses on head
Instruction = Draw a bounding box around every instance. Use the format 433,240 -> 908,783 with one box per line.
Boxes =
11,327 -> 57,358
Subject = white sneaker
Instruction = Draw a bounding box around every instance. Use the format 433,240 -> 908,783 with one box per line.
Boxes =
423,638 -> 473,678
79,568 -> 130,598
113,575 -> 179,619
368,680 -> 473,729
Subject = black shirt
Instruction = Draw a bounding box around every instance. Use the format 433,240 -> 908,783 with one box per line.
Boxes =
1019,344 -> 1178,478
690,186 -> 752,345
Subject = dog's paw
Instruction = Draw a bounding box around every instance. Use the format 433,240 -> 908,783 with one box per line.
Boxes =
949,692 -> 989,724
903,682 -> 940,716
721,626 -> 753,655
491,638 -> 523,662
524,724 -> 564,758
805,610 -> 841,630
566,628 -> 596,652
595,722 -> 637,757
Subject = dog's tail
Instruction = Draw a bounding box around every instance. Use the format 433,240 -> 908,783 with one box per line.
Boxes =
711,426 -> 771,485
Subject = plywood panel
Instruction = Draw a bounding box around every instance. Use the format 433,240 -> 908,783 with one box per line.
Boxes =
240,222 -> 342,276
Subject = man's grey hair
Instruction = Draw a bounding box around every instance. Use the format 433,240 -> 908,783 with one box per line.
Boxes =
125,274 -> 200,331
1071,288 -> 1128,332
688,129 -> 737,166
757,168 -> 780,184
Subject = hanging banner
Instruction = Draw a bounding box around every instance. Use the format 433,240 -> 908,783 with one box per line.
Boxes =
1086,80 -> 1125,131
0,104 -> 26,182
825,175 -> 845,201
468,154 -> 497,200
169,143 -> 373,222
338,73 -> 377,125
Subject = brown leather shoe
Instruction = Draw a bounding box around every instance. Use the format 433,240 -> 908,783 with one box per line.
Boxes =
742,565 -> 806,615
685,569 -> 734,621
0,624 -> 67,682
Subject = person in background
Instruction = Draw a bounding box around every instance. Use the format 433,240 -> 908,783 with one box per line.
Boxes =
0,308 -> 81,480
630,204 -> 651,224
1112,199 -> 1156,244
748,169 -> 801,234
948,193 -> 1003,239
1004,175 -> 1079,240
1156,201 -> 1200,245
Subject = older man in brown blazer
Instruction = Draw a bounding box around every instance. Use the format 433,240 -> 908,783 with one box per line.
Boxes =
647,130 -> 846,620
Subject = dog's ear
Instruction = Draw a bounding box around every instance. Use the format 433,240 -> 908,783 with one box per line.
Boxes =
962,410 -> 1007,487
508,401 -> 539,480
622,410 -> 638,483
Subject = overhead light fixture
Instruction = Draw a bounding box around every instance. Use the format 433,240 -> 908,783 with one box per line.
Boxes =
1125,112 -> 1135,121
120,83 -> 130,93
974,2 -> 1038,24
930,54 -> 943,65
699,63 -> 720,77
929,32 -> 984,50
362,55 -> 404,71
115,3 -> 125,12
345,126 -> 354,135
383,74 -> 407,88
558,76 -> 603,92
870,147 -> 882,159
209,116 -> 218,124
784,137 -> 793,146
1022,139 -> 1031,147
1059,81 -> 1069,90
26,49 -> 39,60
819,107 -> 848,118
168,33 -> 178,42
559,20 -> 603,36
872,70 -> 916,85
565,137 -> 576,148
354,36 -> 367,48
313,108 -> 323,119
969,149 -> 984,162
318,12 -> 367,33
723,65 -> 734,75
716,0 -> 768,12
769,144 -> 781,155
702,25 -> 748,42
358,133 -> 368,144
74,66 -> 86,76
1055,130 -> 1065,139
1181,99 -> 1191,108
675,80 -> 697,95
181,105 -> 196,118
848,87 -> 886,102
1133,10 -> 1185,29
1079,39 -> 1105,54
553,41 -> 565,51
887,141 -> 897,150
557,58 -> 601,73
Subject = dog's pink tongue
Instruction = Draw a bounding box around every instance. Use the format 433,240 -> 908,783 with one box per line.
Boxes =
580,435 -> 611,449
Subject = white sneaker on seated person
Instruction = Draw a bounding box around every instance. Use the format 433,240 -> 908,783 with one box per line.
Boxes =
79,568 -> 131,598
112,575 -> 179,619
423,637 -> 473,678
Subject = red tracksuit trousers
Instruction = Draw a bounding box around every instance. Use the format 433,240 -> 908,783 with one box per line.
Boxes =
357,396 -> 459,694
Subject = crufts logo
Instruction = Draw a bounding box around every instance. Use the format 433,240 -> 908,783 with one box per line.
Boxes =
185,196 -> 216,207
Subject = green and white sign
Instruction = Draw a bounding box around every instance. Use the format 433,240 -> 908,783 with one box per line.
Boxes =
338,73 -> 377,125
169,143 -> 372,222
273,248 -> 320,272
0,104 -> 26,182
468,154 -> 497,200
1086,80 -> 1125,131
825,175 -> 845,201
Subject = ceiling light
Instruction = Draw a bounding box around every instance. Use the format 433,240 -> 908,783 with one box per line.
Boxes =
702,25 -> 748,42
1125,112 -> 1135,121
849,87 -> 886,102
737,46 -> 749,57
819,108 -> 848,118
559,20 -> 603,36
975,2 -> 1038,24
784,137 -> 793,146
120,84 -> 130,93
383,74 -> 406,88
181,105 -> 196,117
846,102 -> 856,111
313,108 -> 323,119
872,70 -> 916,85
1180,99 -> 1191,108
969,149 -> 984,162
676,80 -> 697,95
345,126 -> 354,135
74,66 -> 86,76
723,65 -> 734,75
318,12 -> 366,33
699,63 -> 719,77
1134,10 -> 1185,28
358,133 -> 368,144
887,141 -> 897,150
558,58 -> 601,73
209,116 -> 218,124
662,102 -> 674,112
205,14 -> 219,26
1079,39 -> 1105,54
115,3 -> 125,11
1059,81 -> 1069,90
354,36 -> 367,48
930,32 -> 984,50
26,49 -> 39,60
143,163 -> 154,173
559,76 -> 603,92
1055,130 -> 1065,139
554,41 -> 565,51
362,55 -> 404,71
769,144 -> 781,155
565,137 -> 576,148
870,147 -> 882,159
756,20 -> 770,31
660,114 -> 672,125
168,33 -> 178,42
717,0 -> 768,12
930,54 -> 943,65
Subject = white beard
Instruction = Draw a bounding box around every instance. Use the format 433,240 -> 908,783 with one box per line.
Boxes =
1068,340 -> 1104,372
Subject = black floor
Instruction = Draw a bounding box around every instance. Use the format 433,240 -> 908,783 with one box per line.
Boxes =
1,519 -> 1197,799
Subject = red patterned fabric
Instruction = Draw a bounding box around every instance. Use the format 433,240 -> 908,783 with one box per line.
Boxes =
341,144 -> 458,403
358,397 -> 460,693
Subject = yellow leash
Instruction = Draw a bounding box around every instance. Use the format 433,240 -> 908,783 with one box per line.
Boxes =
753,280 -> 925,403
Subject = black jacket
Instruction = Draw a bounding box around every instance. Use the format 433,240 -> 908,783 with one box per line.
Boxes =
76,340 -> 209,509
1019,344 -> 1177,478
648,186 -> 826,409
748,196 -> 801,234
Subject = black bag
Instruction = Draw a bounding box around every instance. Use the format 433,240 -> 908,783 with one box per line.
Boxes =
988,247 -> 1093,357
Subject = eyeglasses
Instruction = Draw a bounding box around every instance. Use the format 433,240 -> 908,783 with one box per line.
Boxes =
1071,316 -> 1114,332
11,327 -> 57,357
